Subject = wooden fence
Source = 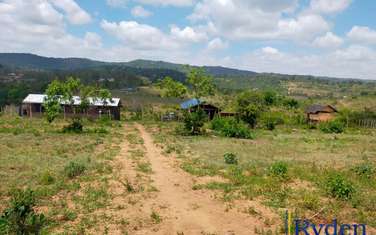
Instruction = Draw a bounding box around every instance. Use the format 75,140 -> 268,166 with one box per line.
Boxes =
353,119 -> 376,129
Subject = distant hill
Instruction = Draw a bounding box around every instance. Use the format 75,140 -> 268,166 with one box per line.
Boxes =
124,59 -> 257,77
0,53 -> 257,78
0,53 -> 106,70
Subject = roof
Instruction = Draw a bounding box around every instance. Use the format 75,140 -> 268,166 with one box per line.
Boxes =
180,98 -> 201,109
305,104 -> 337,114
22,94 -> 121,107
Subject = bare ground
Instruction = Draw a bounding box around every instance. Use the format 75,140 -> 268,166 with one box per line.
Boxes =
131,123 -> 275,235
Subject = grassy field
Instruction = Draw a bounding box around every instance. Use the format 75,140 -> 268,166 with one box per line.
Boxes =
146,121 -> 376,229
0,114 -> 123,233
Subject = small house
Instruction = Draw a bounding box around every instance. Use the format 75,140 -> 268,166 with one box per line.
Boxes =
21,94 -> 122,120
305,104 -> 337,123
180,98 -> 220,120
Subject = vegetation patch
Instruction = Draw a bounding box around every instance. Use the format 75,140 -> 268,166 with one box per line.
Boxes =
268,162 -> 288,179
64,161 -> 87,179
319,120 -> 345,134
324,173 -> 355,200
223,152 -> 238,165
210,117 -> 254,139
0,189 -> 46,234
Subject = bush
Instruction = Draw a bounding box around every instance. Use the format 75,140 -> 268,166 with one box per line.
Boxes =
325,173 -> 355,200
64,161 -> 86,178
39,171 -> 55,185
353,163 -> 375,178
283,98 -> 299,109
269,162 -> 288,179
63,119 -> 83,133
210,117 -> 254,139
261,112 -> 285,130
224,153 -> 238,165
319,120 -> 345,134
183,109 -> 207,135
0,189 -> 46,234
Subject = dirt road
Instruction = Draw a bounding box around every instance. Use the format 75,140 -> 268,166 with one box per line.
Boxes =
132,123 -> 268,235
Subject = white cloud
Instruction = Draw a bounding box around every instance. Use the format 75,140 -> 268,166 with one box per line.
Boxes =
106,0 -> 127,8
207,38 -> 228,50
84,32 -> 102,48
136,0 -> 194,7
313,32 -> 343,48
100,20 -> 180,50
347,26 -> 376,45
189,0 -> 328,41
170,25 -> 207,43
277,14 -> 330,41
50,0 -> 91,25
131,5 -> 152,18
261,47 -> 280,55
239,45 -> 376,79
310,0 -> 352,14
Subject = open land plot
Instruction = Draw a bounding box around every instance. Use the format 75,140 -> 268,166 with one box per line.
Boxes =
145,121 -> 376,232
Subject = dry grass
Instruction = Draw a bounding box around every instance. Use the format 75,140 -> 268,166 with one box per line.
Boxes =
146,121 -> 376,229
0,114 -> 123,233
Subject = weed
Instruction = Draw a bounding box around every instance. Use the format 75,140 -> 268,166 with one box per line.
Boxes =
353,163 -> 374,178
0,188 -> 46,234
64,161 -> 87,179
324,173 -> 355,200
137,162 -> 152,174
269,162 -> 288,179
39,170 -> 55,185
223,152 -> 238,165
150,211 -> 162,224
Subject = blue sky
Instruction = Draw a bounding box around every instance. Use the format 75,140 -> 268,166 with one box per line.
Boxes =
0,0 -> 375,79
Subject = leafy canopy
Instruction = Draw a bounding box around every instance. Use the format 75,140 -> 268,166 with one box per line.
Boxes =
43,77 -> 112,123
186,68 -> 216,98
158,76 -> 188,98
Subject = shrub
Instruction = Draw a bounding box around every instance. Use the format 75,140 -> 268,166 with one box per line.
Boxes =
0,189 -> 46,234
269,162 -> 288,179
319,120 -> 345,134
63,119 -> 83,133
283,98 -> 299,109
183,109 -> 207,135
224,153 -> 238,165
264,118 -> 276,131
236,91 -> 265,128
261,112 -> 285,130
210,117 -> 254,139
64,161 -> 86,178
325,173 -> 355,200
353,163 -> 375,178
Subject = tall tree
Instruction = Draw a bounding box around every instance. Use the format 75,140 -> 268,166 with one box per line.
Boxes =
158,76 -> 187,99
186,68 -> 215,98
43,77 -> 112,130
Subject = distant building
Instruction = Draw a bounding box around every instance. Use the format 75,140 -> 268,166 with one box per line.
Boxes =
21,94 -> 121,120
305,104 -> 337,123
180,98 -> 220,120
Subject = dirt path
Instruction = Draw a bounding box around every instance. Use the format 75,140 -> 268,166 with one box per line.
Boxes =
134,123 -> 268,235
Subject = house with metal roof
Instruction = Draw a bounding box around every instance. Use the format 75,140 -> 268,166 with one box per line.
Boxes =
180,98 -> 220,120
21,94 -> 122,120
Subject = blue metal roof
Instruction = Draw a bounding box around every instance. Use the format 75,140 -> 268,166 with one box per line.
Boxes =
180,98 -> 201,109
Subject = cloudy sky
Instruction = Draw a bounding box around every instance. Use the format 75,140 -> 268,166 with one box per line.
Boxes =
0,0 -> 375,79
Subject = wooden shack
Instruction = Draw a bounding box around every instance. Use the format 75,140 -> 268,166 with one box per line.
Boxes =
21,94 -> 121,120
305,104 -> 337,123
180,98 -> 220,120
